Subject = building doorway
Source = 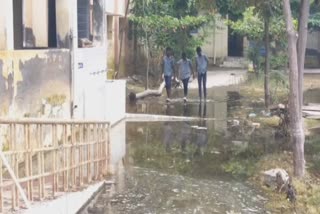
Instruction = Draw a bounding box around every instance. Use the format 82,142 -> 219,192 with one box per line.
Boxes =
228,28 -> 244,57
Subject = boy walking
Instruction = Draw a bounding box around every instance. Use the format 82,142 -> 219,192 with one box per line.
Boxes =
177,52 -> 194,102
195,47 -> 209,101
162,47 -> 175,102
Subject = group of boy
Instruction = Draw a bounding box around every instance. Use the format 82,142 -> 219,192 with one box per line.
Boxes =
162,47 -> 209,103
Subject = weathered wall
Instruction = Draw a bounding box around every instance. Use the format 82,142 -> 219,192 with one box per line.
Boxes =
93,0 -> 104,45
22,0 -> 49,47
106,15 -> 117,74
201,16 -> 228,65
106,0 -> 128,77
56,0 -> 71,48
0,50 -> 71,118
105,0 -> 126,16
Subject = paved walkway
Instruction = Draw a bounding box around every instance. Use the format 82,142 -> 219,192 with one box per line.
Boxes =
189,69 -> 246,88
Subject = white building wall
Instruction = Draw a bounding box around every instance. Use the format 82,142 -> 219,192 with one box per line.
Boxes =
109,120 -> 126,170
105,0 -> 115,14
105,0 -> 126,16
73,47 -> 107,120
307,31 -> 320,51
201,15 -> 228,65
72,0 -> 126,123
104,80 -> 126,124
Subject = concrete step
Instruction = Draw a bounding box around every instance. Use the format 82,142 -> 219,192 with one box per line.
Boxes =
221,57 -> 248,68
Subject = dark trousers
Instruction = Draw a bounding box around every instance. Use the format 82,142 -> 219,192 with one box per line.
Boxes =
182,78 -> 190,97
198,72 -> 207,98
164,75 -> 172,89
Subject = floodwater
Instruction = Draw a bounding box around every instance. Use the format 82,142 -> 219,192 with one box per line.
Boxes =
81,85 -> 319,214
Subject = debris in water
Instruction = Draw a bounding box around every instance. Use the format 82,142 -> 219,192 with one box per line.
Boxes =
248,113 -> 257,118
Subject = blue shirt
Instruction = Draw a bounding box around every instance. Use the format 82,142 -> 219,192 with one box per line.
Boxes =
196,54 -> 208,74
177,59 -> 192,80
163,56 -> 175,76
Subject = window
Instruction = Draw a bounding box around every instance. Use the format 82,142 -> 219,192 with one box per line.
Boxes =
77,0 -> 91,43
13,0 -> 57,49
77,0 -> 103,48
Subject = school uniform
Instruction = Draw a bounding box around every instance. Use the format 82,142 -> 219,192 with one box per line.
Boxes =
177,58 -> 192,97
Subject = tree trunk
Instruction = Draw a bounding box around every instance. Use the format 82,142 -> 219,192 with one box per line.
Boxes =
297,0 -> 310,114
145,37 -> 150,90
283,0 -> 305,178
264,17 -> 271,109
129,81 -> 166,101
133,24 -> 138,73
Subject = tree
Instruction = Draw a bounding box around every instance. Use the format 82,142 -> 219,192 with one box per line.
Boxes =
230,1 -> 284,108
130,0 -> 210,88
283,0 -> 310,178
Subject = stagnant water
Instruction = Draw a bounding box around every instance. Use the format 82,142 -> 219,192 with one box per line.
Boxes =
80,86 -> 319,214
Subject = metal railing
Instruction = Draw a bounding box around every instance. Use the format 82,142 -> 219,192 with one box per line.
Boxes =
0,118 -> 110,213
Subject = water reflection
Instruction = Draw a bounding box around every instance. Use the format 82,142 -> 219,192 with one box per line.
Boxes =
194,103 -> 208,156
82,87 -> 283,214
180,106 -> 192,152
163,121 -> 174,152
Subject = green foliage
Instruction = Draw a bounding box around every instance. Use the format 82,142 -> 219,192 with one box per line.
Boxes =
214,0 -> 248,20
309,12 -> 320,30
130,15 -> 208,56
246,42 -> 264,72
222,159 -> 256,177
291,0 -> 320,30
130,0 -> 211,60
229,3 -> 288,76
270,54 -> 288,70
229,6 -> 286,42
269,70 -> 289,103
229,7 -> 264,40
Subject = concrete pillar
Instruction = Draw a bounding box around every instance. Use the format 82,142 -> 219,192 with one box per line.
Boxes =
6,0 -> 14,50
69,0 -> 78,118
114,0 -> 119,70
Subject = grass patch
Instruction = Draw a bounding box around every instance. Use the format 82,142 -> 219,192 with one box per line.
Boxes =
305,119 -> 320,129
240,73 -> 289,104
255,116 -> 281,127
251,153 -> 320,214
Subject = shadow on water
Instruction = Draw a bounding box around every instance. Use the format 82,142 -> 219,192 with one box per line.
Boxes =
81,86 -> 320,214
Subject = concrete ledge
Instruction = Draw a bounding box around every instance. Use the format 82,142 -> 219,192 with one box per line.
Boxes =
304,69 -> 320,74
22,182 -> 104,214
125,113 -> 218,122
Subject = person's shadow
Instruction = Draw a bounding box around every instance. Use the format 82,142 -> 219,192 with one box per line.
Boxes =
163,121 -> 173,152
180,105 -> 192,152
198,102 -> 207,118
